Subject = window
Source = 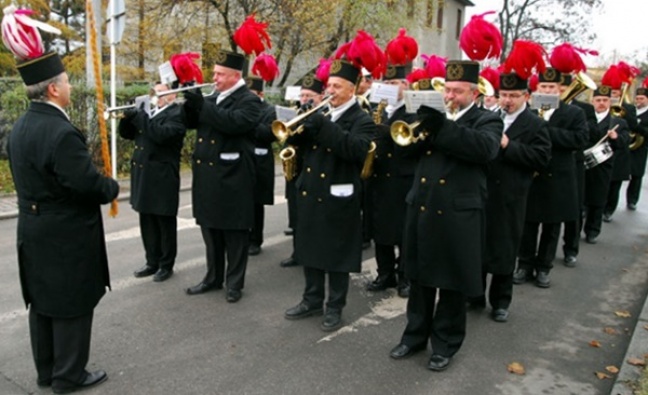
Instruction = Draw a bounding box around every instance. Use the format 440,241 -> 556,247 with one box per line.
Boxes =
456,9 -> 462,39
437,4 -> 444,30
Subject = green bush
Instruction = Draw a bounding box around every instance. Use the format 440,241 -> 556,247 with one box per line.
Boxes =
0,159 -> 14,194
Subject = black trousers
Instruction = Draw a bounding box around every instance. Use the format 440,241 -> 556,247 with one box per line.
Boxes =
139,213 -> 177,270
250,203 -> 265,247
362,180 -> 373,243
302,266 -> 350,312
200,226 -> 249,291
583,205 -> 604,238
399,282 -> 466,358
286,180 -> 297,229
605,180 -> 623,215
480,272 -> 513,310
518,221 -> 561,273
562,219 -> 580,258
29,309 -> 93,387
374,243 -> 402,277
627,175 -> 643,205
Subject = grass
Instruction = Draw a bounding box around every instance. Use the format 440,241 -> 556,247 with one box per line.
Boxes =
0,159 -> 14,194
638,367 -> 648,395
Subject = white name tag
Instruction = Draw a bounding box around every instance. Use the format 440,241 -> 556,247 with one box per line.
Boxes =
330,184 -> 354,197
220,152 -> 240,160
254,148 -> 269,155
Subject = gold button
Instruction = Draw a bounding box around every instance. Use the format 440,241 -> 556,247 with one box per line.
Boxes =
439,179 -> 446,185
306,167 -> 311,173
421,177 -> 427,183
387,153 -> 392,158
211,139 -> 215,144
134,145 -> 138,149
420,206 -> 426,212
326,148 -> 332,152
426,150 -> 432,155
386,173 -> 391,177
373,174 -> 378,178
209,162 -> 214,166
548,173 -> 552,177
31,204 -> 36,211
437,210 -> 443,215
320,173 -> 326,178
198,138 -> 203,143
375,154 -> 379,159
196,159 -> 201,164
139,164 -> 143,168
139,130 -> 142,134
312,145 -> 318,150
302,191 -> 307,196
317,198 -> 322,202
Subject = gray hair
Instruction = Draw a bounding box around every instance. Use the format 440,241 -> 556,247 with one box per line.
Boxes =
25,73 -> 64,101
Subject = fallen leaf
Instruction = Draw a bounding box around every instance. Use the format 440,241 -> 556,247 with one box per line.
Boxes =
615,310 -> 632,318
507,362 -> 525,375
606,365 -> 619,374
604,327 -> 619,335
644,325 -> 648,331
589,340 -> 602,348
628,358 -> 646,366
595,372 -> 611,379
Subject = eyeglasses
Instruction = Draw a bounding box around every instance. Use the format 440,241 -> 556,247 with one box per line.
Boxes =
299,93 -> 318,99
499,93 -> 525,99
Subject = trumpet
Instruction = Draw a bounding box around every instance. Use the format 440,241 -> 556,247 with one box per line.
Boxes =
157,83 -> 216,97
103,94 -> 156,120
271,96 -> 333,142
610,82 -> 632,118
390,120 -> 428,146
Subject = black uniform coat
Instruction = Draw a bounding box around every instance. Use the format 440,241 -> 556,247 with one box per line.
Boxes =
185,85 -> 262,229
630,109 -> 648,177
484,107 -> 551,275
288,101 -> 374,273
252,101 -> 277,205
7,102 -> 119,318
584,114 -> 629,207
118,103 -> 186,216
402,105 -> 502,297
611,103 -> 636,181
371,105 -> 418,245
572,100 -> 598,205
525,102 -> 588,223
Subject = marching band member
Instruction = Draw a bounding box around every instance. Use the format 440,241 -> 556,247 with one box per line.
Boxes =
627,85 -> 648,210
479,67 -> 501,112
119,80 -> 187,282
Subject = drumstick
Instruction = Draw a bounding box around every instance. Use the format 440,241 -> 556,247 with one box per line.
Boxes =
595,124 -> 619,146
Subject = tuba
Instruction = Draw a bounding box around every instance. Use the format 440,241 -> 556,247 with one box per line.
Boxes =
560,71 -> 597,103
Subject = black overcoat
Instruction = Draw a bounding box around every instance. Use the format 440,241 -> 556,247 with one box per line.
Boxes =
611,103 -> 636,181
7,102 -> 119,318
185,85 -> 262,229
484,107 -> 551,275
402,105 -> 502,297
288,102 -> 374,273
525,103 -> 588,223
252,101 -> 277,205
630,109 -> 648,177
118,103 -> 186,216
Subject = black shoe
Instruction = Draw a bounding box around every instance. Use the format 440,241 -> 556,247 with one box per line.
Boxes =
491,308 -> 509,323
186,281 -> 221,295
535,271 -> 550,288
427,354 -> 451,371
564,255 -> 577,268
133,265 -> 157,278
52,370 -> 108,394
280,257 -> 299,267
284,302 -> 323,320
153,268 -> 173,282
321,310 -> 342,332
628,203 -> 637,211
585,235 -> 598,244
37,378 -> 52,388
466,296 -> 486,310
226,289 -> 242,303
248,245 -> 261,256
284,228 -> 294,236
512,268 -> 533,285
366,273 -> 397,292
397,278 -> 410,298
389,343 -> 425,359
602,212 -> 612,222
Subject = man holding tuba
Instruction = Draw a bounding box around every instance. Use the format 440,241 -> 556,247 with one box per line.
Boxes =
626,86 -> 648,210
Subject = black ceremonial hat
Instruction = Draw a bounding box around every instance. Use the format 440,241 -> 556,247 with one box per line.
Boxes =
17,52 -> 65,85
214,50 -> 245,71
384,64 -> 411,81
445,61 -> 479,84
593,85 -> 612,97
301,74 -> 325,94
539,67 -> 561,83
245,76 -> 263,92
499,72 -> 528,91
636,87 -> 648,97
560,73 -> 572,87
329,59 -> 360,84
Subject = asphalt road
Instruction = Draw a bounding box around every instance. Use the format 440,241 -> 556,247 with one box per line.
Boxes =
1,175 -> 648,395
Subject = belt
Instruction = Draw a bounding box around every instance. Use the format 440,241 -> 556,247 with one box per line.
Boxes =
18,199 -> 78,215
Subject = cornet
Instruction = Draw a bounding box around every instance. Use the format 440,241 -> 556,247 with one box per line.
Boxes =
157,83 -> 216,97
390,120 -> 428,146
271,96 -> 333,142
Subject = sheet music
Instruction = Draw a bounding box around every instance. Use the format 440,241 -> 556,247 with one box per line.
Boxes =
284,86 -> 301,102
134,95 -> 152,117
404,91 -> 445,113
158,62 -> 177,86
369,83 -> 399,105
275,105 -> 298,122
530,93 -> 560,111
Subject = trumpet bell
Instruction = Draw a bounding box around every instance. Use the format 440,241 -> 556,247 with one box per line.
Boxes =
560,71 -> 597,103
629,132 -> 645,151
478,76 -> 495,97
390,120 -> 422,146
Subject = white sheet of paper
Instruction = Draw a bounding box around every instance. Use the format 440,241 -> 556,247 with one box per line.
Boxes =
134,95 -> 152,117
284,86 -> 302,102
530,93 -> 560,111
330,184 -> 354,197
370,83 -> 400,105
158,62 -> 177,86
404,91 -> 445,114
275,105 -> 298,122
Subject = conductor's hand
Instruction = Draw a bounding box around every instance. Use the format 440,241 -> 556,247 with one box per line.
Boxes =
417,105 -> 445,132
302,112 -> 326,139
184,88 -> 204,111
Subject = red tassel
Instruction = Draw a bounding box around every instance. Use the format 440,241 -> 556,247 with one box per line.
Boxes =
480,66 -> 500,92
459,11 -> 502,61
385,28 -> 418,65
502,40 -> 546,80
233,14 -> 272,56
251,53 -> 279,82
315,58 -> 332,87
170,52 -> 203,84
406,68 -> 430,84
421,54 -> 447,79
335,30 -> 387,79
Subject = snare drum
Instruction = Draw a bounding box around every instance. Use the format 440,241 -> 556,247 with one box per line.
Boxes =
583,141 -> 613,169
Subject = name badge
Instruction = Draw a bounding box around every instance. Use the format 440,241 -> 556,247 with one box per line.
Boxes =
220,152 -> 240,160
255,148 -> 269,156
330,184 -> 354,197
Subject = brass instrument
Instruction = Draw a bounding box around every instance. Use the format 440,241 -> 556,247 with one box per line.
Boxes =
280,146 -> 297,181
157,83 -> 216,97
478,76 -> 495,97
373,100 -> 387,124
560,71 -> 597,103
412,77 -> 445,92
360,141 -> 377,179
271,96 -> 333,143
391,120 -> 428,146
629,132 -> 644,150
610,82 -> 632,118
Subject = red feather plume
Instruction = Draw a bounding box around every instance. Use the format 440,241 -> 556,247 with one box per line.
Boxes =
602,65 -> 623,89
480,66 -> 500,92
406,68 -> 430,84
502,40 -> 547,80
529,74 -> 539,92
233,14 -> 272,56
617,61 -> 640,82
549,43 -> 597,74
170,52 -> 203,84
334,30 -> 387,79
421,54 -> 447,78
385,28 -> 418,66
251,53 -> 279,82
315,58 -> 332,87
459,11 -> 502,61
643,77 -> 648,89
